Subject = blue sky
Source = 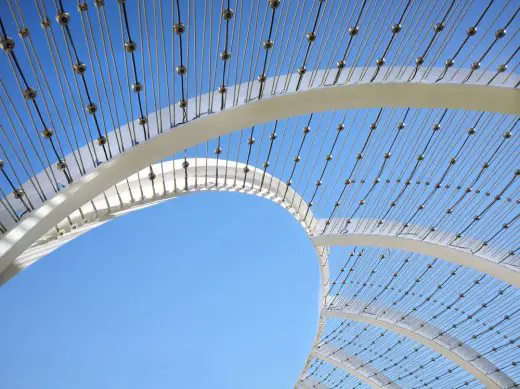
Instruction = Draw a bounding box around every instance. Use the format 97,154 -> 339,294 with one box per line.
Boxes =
0,192 -> 319,388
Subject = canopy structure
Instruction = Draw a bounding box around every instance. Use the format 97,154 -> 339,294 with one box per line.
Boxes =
0,0 -> 518,388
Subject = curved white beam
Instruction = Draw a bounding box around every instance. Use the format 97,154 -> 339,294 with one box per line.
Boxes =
0,79 -> 518,276
0,159 -> 328,286
308,348 -> 400,389
311,232 -> 520,288
323,306 -> 513,389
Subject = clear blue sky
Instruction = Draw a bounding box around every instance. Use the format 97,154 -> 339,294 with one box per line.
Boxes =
0,192 -> 319,388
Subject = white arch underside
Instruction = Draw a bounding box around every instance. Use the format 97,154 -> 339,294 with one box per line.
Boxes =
308,347 -> 400,389
1,74 -> 518,277
311,223 -> 520,288
323,302 -> 514,389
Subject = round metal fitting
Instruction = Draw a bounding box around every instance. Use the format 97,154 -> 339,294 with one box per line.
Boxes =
370,122 -> 377,130
337,123 -> 345,131
222,8 -> 234,20
138,116 -> 148,125
77,3 -> 88,12
220,50 -> 231,61
247,137 -> 255,145
218,85 -> 227,94
263,39 -> 274,49
40,18 -> 51,29
433,22 -> 444,32
263,161 -> 270,168
182,160 -> 190,169
41,128 -> 54,139
269,0 -> 281,9
391,24 -> 402,34
148,171 -> 156,181
86,103 -> 97,114
178,99 -> 188,109
294,155 -> 301,163
94,0 -> 105,6
176,65 -> 187,75
13,188 -> 25,199
132,82 -> 143,93
467,26 -> 477,36
415,56 -> 424,65
23,87 -> 37,100
73,62 -> 87,75
467,127 -> 476,135
471,61 -> 480,70
97,136 -> 107,146
258,73 -> 267,83
214,146 -> 222,155
269,132 -> 277,140
349,26 -> 359,36
397,122 -> 405,130
303,126 -> 311,134
56,12 -> 71,26
375,57 -> 385,66
497,64 -> 507,73
56,160 -> 67,171
125,41 -> 137,53
18,27 -> 29,38
445,58 -> 454,67
356,153 -> 363,160
0,37 -> 15,51
495,28 -> 506,39
337,60 -> 346,69
297,66 -> 307,75
174,23 -> 185,35
306,32 -> 317,42
433,123 -> 441,131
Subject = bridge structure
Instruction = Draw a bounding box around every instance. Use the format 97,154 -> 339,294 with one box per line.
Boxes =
0,0 -> 518,387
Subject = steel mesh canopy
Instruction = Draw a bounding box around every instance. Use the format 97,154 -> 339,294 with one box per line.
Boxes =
0,0 -> 518,388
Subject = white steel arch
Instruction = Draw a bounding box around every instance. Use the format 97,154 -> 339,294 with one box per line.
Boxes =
323,306 -> 513,389
306,348 -> 401,389
1,77 -> 518,275
311,228 -> 520,288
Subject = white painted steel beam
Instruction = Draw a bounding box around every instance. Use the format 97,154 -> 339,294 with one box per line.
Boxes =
1,78 -> 518,277
309,347 -> 400,389
311,232 -> 520,288
323,307 -> 512,389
